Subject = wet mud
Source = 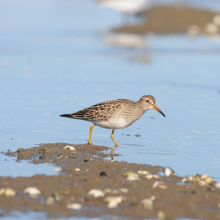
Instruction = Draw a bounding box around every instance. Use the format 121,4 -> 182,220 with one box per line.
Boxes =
1,143 -> 220,219
114,6 -> 218,34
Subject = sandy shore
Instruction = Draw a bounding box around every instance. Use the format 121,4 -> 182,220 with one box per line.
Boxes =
1,143 -> 220,219
114,6 -> 219,35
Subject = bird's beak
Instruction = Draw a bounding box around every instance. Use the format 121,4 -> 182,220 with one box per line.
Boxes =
152,104 -> 166,117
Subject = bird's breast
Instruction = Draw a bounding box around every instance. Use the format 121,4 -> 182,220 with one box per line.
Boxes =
94,117 -> 130,129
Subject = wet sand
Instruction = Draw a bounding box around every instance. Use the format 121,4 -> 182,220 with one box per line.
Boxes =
114,6 -> 218,34
1,143 -> 220,219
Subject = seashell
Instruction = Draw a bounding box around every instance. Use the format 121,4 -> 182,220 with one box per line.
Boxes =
181,178 -> 187,182
104,196 -> 123,208
54,168 -> 62,172
88,189 -> 105,197
199,180 -> 207,186
150,195 -> 156,200
66,203 -> 82,210
75,168 -> 80,171
119,188 -> 128,193
103,189 -> 112,193
24,187 -> 41,195
124,172 -> 137,177
204,23 -> 219,36
194,175 -> 201,182
213,15 -> 220,26
201,174 -> 208,181
187,25 -> 200,38
64,146 -> 75,150
5,188 -> 16,196
152,181 -> 167,189
145,174 -> 153,179
205,177 -> 213,184
164,166 -> 176,177
137,171 -> 149,175
188,175 -> 195,181
46,196 -> 55,205
127,175 -> 140,181
153,175 -> 160,179
157,210 -> 166,220
0,188 -> 5,195
215,183 -> 220,189
141,198 -> 153,210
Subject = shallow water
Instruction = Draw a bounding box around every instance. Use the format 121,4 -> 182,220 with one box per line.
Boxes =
1,0 -> 220,183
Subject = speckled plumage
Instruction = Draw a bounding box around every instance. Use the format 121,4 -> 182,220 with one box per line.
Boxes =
60,95 -> 165,146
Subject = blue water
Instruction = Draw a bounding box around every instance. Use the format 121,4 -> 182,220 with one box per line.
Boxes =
0,0 -> 220,182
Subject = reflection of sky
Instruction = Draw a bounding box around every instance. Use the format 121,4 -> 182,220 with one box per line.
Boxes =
0,0 -> 220,179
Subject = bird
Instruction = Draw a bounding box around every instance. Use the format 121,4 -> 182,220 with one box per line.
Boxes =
98,0 -> 149,15
60,95 -> 165,146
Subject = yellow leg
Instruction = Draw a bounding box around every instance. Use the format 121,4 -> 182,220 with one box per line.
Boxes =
111,129 -> 119,146
87,124 -> 96,145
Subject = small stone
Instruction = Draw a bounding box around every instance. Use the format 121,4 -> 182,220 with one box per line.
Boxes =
135,134 -> 141,137
84,159 -> 89,162
75,168 -> 80,171
181,178 -> 187,182
67,203 -> 82,210
17,148 -> 23,153
100,171 -> 107,176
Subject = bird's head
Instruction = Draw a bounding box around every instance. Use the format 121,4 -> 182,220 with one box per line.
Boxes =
139,95 -> 166,117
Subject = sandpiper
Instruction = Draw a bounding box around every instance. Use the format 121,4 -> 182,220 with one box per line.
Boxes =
60,95 -> 165,146
98,0 -> 149,15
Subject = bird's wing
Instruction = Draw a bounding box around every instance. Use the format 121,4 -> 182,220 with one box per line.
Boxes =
68,99 -> 125,121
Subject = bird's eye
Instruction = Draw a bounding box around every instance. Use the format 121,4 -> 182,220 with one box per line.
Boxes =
146,100 -> 149,103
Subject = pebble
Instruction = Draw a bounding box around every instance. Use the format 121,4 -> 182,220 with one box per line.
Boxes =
75,168 -> 80,171
119,188 -> 128,193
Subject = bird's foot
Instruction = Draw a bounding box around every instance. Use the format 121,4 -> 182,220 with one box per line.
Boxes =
86,140 -> 92,145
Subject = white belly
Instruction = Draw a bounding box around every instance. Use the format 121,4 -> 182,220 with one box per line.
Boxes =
94,118 -> 129,129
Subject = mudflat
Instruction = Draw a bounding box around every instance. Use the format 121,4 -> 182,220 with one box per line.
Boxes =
1,143 -> 220,219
